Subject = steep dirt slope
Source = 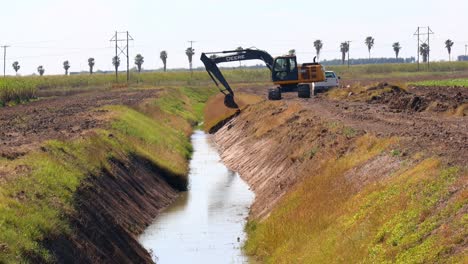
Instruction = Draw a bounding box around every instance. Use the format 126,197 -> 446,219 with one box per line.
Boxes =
214,101 -> 380,219
40,156 -> 181,264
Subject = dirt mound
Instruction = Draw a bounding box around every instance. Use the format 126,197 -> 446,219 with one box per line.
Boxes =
367,83 -> 467,113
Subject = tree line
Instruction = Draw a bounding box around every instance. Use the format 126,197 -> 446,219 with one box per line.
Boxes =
312,37 -> 457,65
9,47 -> 195,76
7,38 -> 459,76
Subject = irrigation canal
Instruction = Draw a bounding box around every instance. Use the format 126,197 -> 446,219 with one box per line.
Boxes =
139,130 -> 254,263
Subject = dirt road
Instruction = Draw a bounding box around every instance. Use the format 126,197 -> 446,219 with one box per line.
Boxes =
0,88 -> 158,159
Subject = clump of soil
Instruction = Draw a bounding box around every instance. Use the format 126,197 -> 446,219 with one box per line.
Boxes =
367,83 -> 468,113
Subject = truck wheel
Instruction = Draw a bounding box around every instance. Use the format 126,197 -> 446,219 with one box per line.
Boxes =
297,84 -> 311,98
268,88 -> 281,100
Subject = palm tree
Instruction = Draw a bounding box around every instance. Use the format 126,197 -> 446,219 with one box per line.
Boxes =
88,58 -> 95,75
160,51 -> 168,72
340,42 -> 349,65
314,40 -> 323,61
365,36 -> 375,59
185,47 -> 195,73
420,43 -> 430,63
12,61 -> 20,75
392,42 -> 402,59
445,39 -> 454,62
236,46 -> 243,67
37,66 -> 45,76
288,49 -> 296,56
134,54 -> 144,73
112,56 -> 120,81
63,61 -> 70,75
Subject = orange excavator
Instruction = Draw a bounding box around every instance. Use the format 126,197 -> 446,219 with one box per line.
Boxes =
200,48 -> 326,108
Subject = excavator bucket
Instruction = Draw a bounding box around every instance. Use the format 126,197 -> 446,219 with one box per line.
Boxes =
224,94 -> 239,109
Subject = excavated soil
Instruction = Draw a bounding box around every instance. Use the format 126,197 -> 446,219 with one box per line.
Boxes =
0,88 -> 158,160
366,83 -> 467,113
236,84 -> 468,165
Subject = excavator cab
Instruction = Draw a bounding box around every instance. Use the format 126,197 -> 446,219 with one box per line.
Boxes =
272,56 -> 298,83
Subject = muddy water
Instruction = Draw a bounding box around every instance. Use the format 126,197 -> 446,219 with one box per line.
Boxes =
139,130 -> 254,263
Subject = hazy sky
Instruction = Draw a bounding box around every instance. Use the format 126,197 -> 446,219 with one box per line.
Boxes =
1,0 -> 467,75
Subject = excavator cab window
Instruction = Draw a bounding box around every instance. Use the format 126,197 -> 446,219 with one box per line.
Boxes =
274,58 -> 288,72
272,57 -> 298,82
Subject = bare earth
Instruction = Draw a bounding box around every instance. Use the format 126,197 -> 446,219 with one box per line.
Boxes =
238,84 -> 468,166
0,88 -> 158,160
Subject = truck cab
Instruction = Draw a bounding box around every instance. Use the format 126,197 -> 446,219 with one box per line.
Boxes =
314,71 -> 340,92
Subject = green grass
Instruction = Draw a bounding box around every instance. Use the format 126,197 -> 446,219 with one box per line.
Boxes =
0,78 -> 36,106
328,61 -> 468,77
410,78 -> 468,87
0,86 -> 213,263
0,70 -> 266,106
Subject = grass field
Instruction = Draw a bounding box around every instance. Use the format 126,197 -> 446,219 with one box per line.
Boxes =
328,61 -> 468,76
0,70 -> 268,106
2,60 -> 468,106
0,78 -> 36,106
410,78 -> 468,87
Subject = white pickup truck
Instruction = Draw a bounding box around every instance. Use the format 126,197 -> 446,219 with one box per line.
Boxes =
314,71 -> 340,92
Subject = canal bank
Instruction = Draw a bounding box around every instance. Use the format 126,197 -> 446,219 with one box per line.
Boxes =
0,87 -> 216,263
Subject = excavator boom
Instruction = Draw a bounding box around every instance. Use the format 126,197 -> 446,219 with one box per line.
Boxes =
200,49 -> 274,108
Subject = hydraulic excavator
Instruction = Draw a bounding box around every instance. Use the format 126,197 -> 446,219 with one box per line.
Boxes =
200,48 -> 326,108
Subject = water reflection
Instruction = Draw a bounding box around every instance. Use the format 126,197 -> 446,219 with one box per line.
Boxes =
139,130 -> 254,264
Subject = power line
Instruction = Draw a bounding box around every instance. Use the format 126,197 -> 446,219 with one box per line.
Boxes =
187,40 -> 196,49
110,31 -> 134,82
414,26 -> 434,71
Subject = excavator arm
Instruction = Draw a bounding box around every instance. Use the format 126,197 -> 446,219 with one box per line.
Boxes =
200,49 -> 274,108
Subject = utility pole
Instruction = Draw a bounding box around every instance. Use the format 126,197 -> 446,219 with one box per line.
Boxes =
188,40 -> 196,49
187,40 -> 196,75
114,31 -> 118,81
346,41 -> 351,69
127,31 -> 130,81
416,27 -> 420,71
110,31 -> 134,82
414,26 -> 434,71
427,27 -> 430,68
1,45 -> 10,77
465,44 -> 467,56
